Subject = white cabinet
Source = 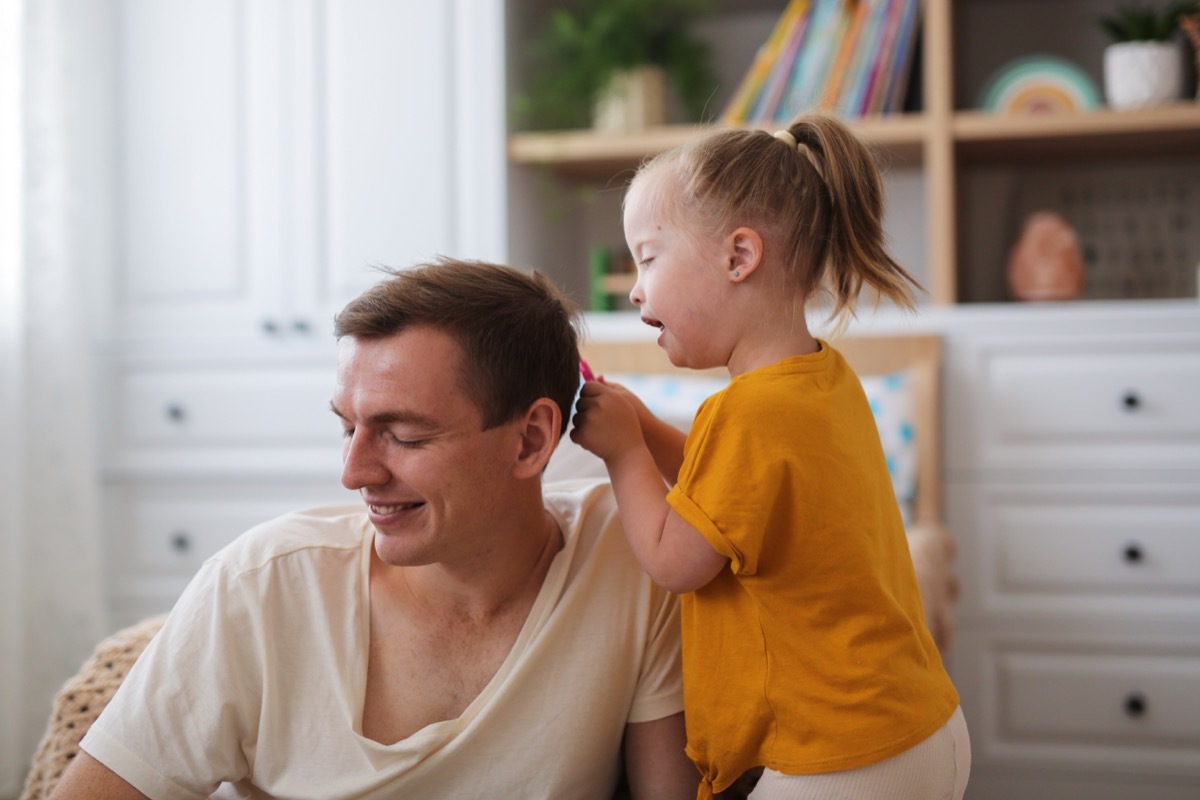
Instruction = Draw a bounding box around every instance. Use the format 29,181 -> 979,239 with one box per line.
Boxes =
98,0 -> 505,342
942,307 -> 1200,799
95,347 -> 360,624
85,1 -> 506,626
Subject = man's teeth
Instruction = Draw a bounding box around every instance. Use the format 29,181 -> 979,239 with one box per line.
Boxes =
372,503 -> 419,514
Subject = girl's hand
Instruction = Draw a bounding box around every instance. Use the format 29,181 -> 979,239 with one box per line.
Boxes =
597,378 -> 659,433
579,376 -> 688,485
570,381 -> 645,462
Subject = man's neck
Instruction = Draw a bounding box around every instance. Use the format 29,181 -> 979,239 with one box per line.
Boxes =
376,506 -> 564,623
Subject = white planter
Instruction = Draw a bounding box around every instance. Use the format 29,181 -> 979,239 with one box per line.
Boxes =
1103,41 -> 1183,109
592,65 -> 667,131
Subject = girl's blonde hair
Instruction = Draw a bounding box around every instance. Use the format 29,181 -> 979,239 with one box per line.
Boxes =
629,113 -> 921,324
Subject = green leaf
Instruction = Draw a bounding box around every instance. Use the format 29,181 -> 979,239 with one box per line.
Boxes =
513,0 -> 718,130
1098,0 -> 1190,41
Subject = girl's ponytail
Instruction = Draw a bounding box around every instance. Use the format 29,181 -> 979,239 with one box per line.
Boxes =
784,116 -> 921,319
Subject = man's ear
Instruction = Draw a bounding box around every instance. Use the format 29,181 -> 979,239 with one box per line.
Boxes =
726,226 -> 764,283
513,398 -> 561,479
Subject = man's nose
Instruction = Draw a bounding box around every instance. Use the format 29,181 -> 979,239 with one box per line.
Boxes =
341,432 -> 387,490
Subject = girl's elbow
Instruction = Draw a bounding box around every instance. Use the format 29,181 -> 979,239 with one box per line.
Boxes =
649,561 -> 725,594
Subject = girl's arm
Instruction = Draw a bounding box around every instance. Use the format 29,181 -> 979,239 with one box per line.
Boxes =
572,382 -> 727,593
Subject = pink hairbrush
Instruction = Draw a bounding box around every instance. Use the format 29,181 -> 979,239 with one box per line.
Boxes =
579,359 -> 596,382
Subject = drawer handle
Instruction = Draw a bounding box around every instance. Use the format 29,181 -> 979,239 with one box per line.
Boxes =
1122,542 -> 1144,565
165,403 -> 187,423
1123,692 -> 1147,718
170,531 -> 191,553
292,318 -> 311,334
1120,390 -> 1141,411
262,318 -> 280,336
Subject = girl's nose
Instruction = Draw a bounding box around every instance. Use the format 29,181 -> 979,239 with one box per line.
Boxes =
629,276 -> 644,306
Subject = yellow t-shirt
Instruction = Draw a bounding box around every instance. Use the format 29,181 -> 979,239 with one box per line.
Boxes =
667,342 -> 959,798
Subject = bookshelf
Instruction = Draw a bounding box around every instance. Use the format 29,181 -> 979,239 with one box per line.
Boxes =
507,0 -> 1200,307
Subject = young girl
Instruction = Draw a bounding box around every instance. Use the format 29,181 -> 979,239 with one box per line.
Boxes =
571,114 -> 970,800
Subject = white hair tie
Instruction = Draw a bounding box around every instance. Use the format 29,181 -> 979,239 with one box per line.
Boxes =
774,129 -> 825,180
773,129 -> 797,147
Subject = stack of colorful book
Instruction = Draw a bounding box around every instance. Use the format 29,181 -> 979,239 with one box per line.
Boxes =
721,0 -> 922,125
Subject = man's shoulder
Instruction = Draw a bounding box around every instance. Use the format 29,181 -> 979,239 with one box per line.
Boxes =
544,476 -> 615,507
543,478 -> 617,535
212,503 -> 370,574
543,478 -> 655,582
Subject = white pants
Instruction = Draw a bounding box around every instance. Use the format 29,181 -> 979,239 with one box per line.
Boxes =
747,706 -> 971,800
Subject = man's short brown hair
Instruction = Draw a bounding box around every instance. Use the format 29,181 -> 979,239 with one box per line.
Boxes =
334,258 -> 582,437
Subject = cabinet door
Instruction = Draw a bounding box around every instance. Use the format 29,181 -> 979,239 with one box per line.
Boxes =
285,0 -> 465,335
109,0 -> 281,340
104,1 -> 501,342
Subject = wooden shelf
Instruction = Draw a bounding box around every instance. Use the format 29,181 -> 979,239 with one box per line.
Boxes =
954,103 -> 1200,161
598,273 -> 637,294
508,114 -> 929,179
509,104 -> 1200,177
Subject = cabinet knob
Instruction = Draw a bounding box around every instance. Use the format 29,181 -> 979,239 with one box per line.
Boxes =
170,531 -> 191,553
1123,692 -> 1147,718
292,318 -> 311,334
261,319 -> 280,336
1122,542 -> 1144,564
164,403 -> 187,423
1120,390 -> 1141,411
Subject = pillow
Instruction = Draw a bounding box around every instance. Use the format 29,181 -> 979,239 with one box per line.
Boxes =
607,373 -> 730,429
860,371 -> 917,524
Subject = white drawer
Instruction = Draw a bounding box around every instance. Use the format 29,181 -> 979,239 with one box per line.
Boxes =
1002,652 -> 1200,749
997,504 -> 1200,595
102,481 -> 360,607
99,359 -> 346,474
949,482 -> 1200,618
112,365 -> 339,446
948,335 -> 1200,471
955,632 -> 1200,777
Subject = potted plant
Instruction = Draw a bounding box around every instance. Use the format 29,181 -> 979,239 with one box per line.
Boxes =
514,0 -> 717,131
1099,1 -> 1191,108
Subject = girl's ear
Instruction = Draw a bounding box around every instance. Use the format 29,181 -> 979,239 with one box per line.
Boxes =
512,397 -> 561,479
725,227 -> 764,283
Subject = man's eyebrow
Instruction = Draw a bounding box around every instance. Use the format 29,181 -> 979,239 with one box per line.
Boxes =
328,402 -> 438,428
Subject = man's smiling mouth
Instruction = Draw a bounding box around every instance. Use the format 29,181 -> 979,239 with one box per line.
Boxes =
369,502 -> 424,514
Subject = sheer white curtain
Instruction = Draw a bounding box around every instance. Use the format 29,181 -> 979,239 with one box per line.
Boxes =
1,0 -> 105,793
1,0 -> 29,793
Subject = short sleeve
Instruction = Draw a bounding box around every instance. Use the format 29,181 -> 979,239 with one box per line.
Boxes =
668,389 -> 780,576
627,585 -> 683,724
81,557 -> 264,798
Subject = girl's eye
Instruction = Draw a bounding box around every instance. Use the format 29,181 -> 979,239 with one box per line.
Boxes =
340,427 -> 354,440
638,257 -> 654,269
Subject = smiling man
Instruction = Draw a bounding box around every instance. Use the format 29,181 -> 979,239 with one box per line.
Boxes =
51,258 -> 694,800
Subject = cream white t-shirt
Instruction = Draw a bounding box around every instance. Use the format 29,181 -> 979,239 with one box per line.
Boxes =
82,480 -> 683,800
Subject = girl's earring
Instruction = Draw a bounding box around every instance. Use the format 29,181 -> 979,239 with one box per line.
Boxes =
732,270 -> 741,279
